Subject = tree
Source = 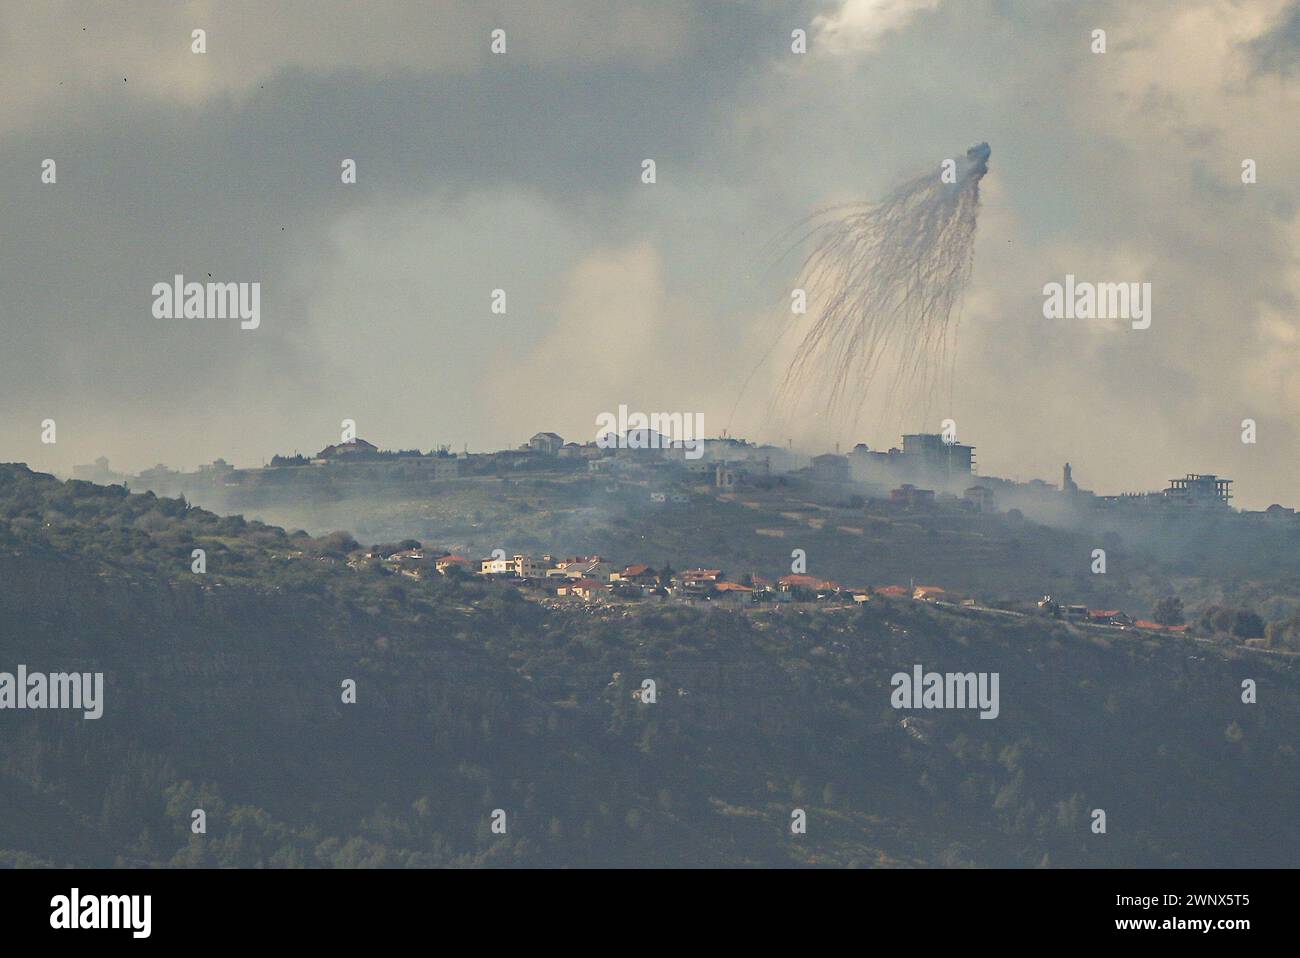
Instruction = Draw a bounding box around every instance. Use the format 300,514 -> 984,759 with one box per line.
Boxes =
1152,596 -> 1184,626
314,530 -> 360,559
1232,610 -> 1265,639
442,562 -> 470,582
1199,606 -> 1236,634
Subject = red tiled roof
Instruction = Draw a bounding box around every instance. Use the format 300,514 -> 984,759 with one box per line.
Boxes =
714,581 -> 753,592
779,574 -> 819,587
779,574 -> 841,590
682,568 -> 723,579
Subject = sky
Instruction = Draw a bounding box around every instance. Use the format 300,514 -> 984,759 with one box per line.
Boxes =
1,0 -> 1297,507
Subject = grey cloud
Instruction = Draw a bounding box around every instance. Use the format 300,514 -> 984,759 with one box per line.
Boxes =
2,0 -> 1298,510
1249,1 -> 1300,75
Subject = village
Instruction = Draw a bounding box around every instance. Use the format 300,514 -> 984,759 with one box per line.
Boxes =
354,541 -> 1192,638
69,427 -> 1297,649
75,426 -> 1299,526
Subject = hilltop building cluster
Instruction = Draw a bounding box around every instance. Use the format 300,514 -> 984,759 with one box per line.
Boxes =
71,427 -> 1296,522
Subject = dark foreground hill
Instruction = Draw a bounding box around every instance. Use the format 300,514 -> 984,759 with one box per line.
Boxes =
0,464 -> 1295,867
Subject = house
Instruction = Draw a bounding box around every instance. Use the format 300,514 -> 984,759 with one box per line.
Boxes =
963,485 -> 995,511
558,578 -> 605,600
528,432 -> 564,455
137,463 -> 179,482
1245,503 -> 1298,521
386,548 -> 425,562
1088,609 -> 1132,626
435,555 -> 472,574
197,458 -> 235,476
512,554 -> 548,578
573,579 -> 606,600
548,556 -> 593,576
384,549 -> 438,576
778,574 -> 842,599
430,458 -> 460,480
580,559 -> 618,581
685,568 -> 724,581
811,453 -> 851,483
479,554 -> 548,577
913,585 -> 946,602
671,568 -> 724,598
549,556 -> 616,581
73,456 -> 129,484
713,581 -> 755,603
611,564 -> 659,586
891,484 -> 936,507
679,569 -> 724,587
609,579 -> 646,598
560,442 -> 604,460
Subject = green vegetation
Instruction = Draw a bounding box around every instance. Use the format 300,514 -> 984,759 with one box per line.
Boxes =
179,473 -> 1300,631
1,464 -> 1296,867
1152,596 -> 1184,626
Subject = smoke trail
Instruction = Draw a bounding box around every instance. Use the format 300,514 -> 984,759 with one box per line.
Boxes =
774,143 -> 989,431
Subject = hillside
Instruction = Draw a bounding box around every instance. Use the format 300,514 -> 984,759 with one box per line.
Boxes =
0,463 -> 1296,867
178,470 -> 1300,622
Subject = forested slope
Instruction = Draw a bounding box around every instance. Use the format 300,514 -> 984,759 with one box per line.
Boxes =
0,465 -> 1294,867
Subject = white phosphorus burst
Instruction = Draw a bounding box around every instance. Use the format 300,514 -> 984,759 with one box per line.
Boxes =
775,143 -> 989,431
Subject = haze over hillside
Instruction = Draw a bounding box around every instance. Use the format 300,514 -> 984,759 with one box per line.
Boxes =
1,464 -> 1296,867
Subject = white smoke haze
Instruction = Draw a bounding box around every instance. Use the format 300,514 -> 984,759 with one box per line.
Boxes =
1,0 -> 1298,508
